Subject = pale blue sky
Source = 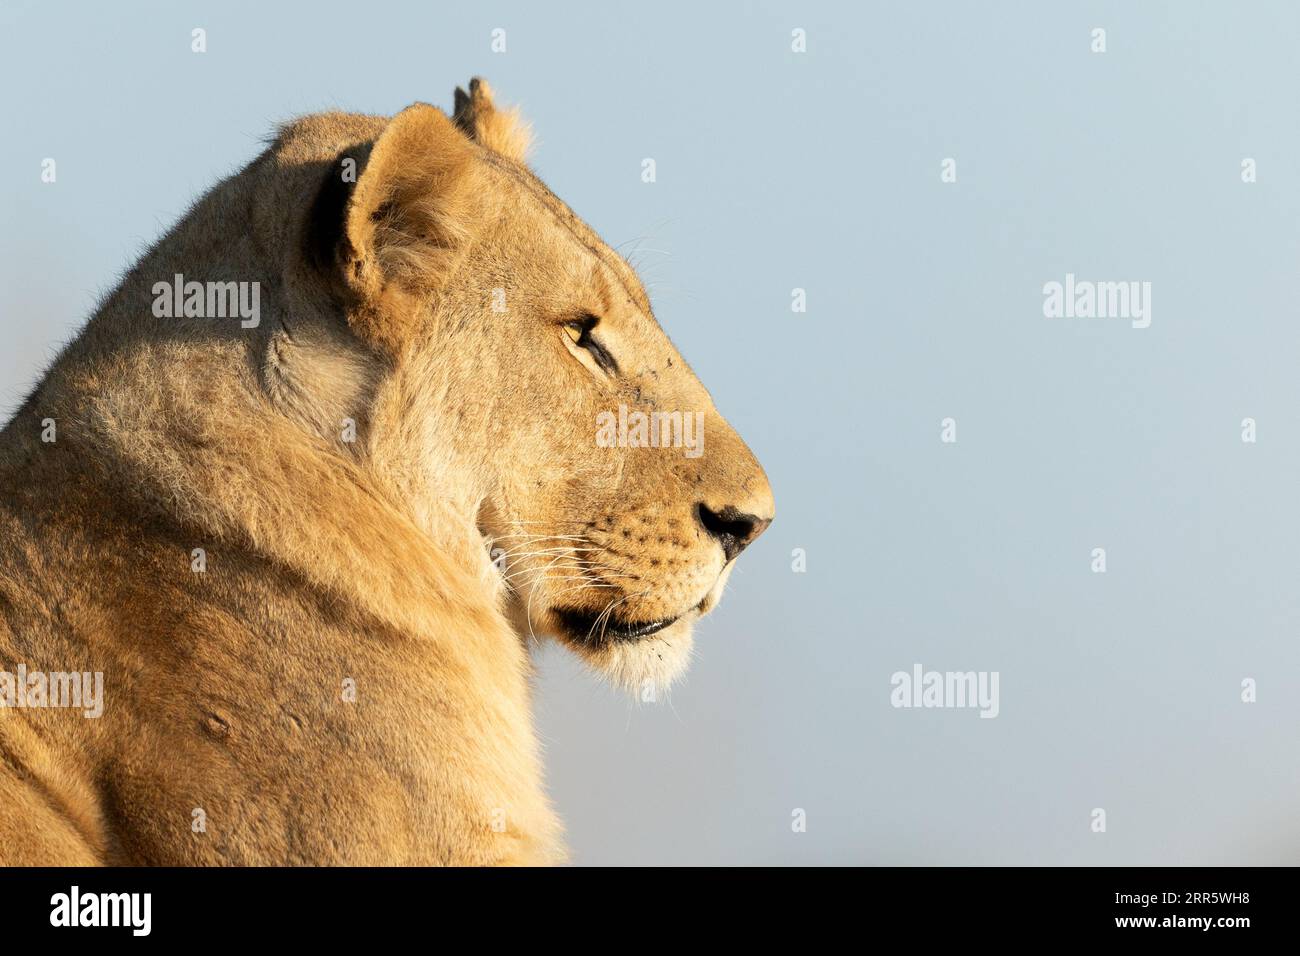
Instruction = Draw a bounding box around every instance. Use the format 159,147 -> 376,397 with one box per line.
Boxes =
2,0 -> 1298,864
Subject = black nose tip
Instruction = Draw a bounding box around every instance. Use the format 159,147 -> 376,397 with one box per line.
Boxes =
696,504 -> 771,563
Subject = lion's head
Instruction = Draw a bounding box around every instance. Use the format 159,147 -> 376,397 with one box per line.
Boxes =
270,79 -> 773,694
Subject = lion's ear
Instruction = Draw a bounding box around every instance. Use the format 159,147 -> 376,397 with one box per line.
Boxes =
452,78 -> 532,163
317,103 -> 480,346
346,103 -> 479,295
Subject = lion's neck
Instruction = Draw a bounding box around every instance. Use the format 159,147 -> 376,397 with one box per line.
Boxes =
40,332 -> 502,646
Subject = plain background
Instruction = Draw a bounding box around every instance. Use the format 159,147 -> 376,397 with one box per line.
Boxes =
2,1 -> 1298,864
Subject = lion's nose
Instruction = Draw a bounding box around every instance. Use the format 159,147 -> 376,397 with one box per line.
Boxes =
695,503 -> 771,563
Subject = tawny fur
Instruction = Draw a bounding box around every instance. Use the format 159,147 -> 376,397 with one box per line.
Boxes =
0,80 -> 773,865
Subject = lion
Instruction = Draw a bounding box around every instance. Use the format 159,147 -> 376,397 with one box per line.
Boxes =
0,79 -> 773,865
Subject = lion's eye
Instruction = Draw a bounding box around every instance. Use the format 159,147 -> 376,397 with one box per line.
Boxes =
563,314 -> 619,376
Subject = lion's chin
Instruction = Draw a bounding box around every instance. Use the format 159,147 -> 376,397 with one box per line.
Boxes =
556,614 -> 697,698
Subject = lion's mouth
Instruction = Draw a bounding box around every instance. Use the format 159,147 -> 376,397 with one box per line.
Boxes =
553,607 -> 679,644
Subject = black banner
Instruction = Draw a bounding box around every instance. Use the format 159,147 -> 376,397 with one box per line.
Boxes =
0,866 -> 1280,942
